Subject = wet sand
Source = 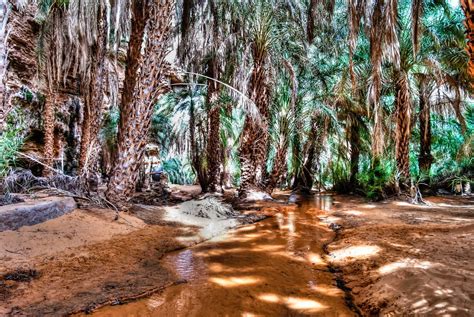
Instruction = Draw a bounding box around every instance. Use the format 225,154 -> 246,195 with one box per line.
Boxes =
89,196 -> 355,317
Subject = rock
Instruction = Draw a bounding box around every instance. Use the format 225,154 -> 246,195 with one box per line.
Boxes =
0,196 -> 76,231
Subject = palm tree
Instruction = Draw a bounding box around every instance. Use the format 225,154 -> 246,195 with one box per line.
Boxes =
417,75 -> 433,172
461,0 -> 474,83
106,0 -> 174,203
0,0 -> 8,134
78,2 -> 108,189
238,5 -> 273,196
394,70 -> 412,181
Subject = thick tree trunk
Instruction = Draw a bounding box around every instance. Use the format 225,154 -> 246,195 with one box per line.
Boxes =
106,0 -> 174,203
79,3 -> 108,184
395,71 -> 412,182
266,60 -> 297,193
461,0 -> 474,84
418,79 -> 432,173
238,47 -> 270,196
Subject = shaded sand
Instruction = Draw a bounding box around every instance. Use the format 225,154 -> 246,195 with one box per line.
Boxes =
0,193 -> 261,316
325,195 -> 474,316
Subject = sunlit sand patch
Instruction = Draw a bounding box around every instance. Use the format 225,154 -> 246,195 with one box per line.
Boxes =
252,244 -> 285,252
308,283 -> 344,297
258,293 -> 280,303
330,245 -> 381,261
286,296 -> 327,312
306,252 -> 325,265
258,293 -> 328,313
378,258 -> 433,274
147,296 -> 165,309
434,288 -> 454,296
241,312 -> 264,317
209,276 -> 262,287
344,209 -> 363,216
236,225 -> 257,232
361,204 -> 377,209
195,247 -> 249,257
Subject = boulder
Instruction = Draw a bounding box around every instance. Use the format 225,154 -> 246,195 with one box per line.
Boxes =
0,196 -> 76,231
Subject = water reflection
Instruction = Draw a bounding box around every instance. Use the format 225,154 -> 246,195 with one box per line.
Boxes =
90,195 -> 355,316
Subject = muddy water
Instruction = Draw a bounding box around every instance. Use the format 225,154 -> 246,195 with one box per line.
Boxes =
91,196 -> 355,316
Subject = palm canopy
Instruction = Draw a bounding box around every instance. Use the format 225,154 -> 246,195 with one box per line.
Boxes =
2,0 -> 472,200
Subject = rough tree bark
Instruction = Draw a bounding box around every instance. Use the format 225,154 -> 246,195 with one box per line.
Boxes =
266,60 -> 297,193
42,95 -> 55,176
206,0 -> 221,192
349,120 -> 361,187
297,114 -> 327,193
79,3 -> 108,189
106,0 -> 174,203
418,78 -> 432,173
0,0 -> 8,134
238,42 -> 270,196
395,71 -> 412,182
461,0 -> 474,84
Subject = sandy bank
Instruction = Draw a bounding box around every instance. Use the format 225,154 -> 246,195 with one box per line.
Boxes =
0,195 -> 263,316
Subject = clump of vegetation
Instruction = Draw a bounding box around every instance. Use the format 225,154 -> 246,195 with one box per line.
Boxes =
0,109 -> 28,177
163,158 -> 195,185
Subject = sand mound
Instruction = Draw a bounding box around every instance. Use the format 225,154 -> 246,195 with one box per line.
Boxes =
180,197 -> 238,219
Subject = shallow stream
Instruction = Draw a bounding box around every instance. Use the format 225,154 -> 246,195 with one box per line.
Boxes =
91,195 -> 355,316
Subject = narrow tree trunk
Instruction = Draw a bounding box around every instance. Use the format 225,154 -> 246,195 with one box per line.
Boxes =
266,137 -> 288,192
395,71 -> 412,182
43,95 -> 55,176
106,0 -> 174,203
307,0 -> 318,43
418,79 -> 432,173
461,0 -> 474,85
0,0 -> 8,134
207,104 -> 221,191
190,97 -> 209,192
349,121 -> 360,187
294,113 -> 325,193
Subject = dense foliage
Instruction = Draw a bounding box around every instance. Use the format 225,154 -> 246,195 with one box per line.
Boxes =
1,0 -> 472,201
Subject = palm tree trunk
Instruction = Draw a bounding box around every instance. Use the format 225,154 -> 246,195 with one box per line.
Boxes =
294,113 -> 326,193
106,0 -> 174,203
418,79 -> 432,173
395,71 -> 412,182
307,0 -> 318,43
0,0 -> 8,134
349,121 -> 361,187
206,0 -> 222,193
238,48 -> 270,196
267,61 -> 297,193
79,3 -> 107,184
190,96 -> 209,192
266,137 -> 288,192
43,95 -> 55,176
207,101 -> 221,192
461,0 -> 474,84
